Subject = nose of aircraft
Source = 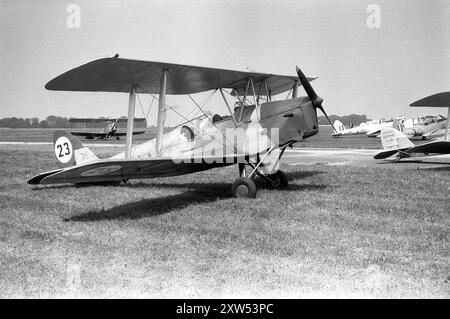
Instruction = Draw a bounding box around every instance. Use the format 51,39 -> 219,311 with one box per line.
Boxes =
300,98 -> 319,138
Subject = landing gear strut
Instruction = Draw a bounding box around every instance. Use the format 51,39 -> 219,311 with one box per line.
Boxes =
230,146 -> 289,198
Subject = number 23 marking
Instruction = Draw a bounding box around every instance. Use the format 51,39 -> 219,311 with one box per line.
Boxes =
57,142 -> 71,157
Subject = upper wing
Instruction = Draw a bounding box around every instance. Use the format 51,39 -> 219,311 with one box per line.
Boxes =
410,92 -> 450,107
45,57 -> 315,96
405,140 -> 450,155
28,156 -> 238,185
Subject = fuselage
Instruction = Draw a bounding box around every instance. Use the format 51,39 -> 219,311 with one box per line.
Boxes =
111,96 -> 319,160
402,117 -> 447,139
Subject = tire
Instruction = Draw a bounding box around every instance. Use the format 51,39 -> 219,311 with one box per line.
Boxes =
268,170 -> 288,189
231,177 -> 257,198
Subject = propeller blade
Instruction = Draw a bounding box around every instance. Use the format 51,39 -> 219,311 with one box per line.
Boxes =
296,65 -> 323,107
320,106 -> 337,133
295,65 -> 336,133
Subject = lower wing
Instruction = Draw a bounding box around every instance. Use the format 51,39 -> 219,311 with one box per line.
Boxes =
28,156 -> 239,185
113,130 -> 146,137
366,129 -> 381,137
406,140 -> 450,155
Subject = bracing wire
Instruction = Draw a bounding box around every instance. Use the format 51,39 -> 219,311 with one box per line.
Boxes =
137,84 -> 237,154
166,70 -> 237,153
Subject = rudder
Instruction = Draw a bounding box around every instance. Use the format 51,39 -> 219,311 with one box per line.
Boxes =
53,130 -> 98,167
334,120 -> 345,133
380,127 -> 414,151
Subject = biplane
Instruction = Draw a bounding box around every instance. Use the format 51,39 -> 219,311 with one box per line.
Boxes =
28,56 -> 334,198
375,92 -> 450,161
69,118 -> 146,140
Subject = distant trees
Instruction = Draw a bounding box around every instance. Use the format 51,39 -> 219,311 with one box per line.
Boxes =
0,116 -> 69,128
318,114 -> 371,126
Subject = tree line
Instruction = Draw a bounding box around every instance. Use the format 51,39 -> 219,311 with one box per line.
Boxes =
0,116 -> 72,128
0,116 -> 129,128
318,114 -> 371,126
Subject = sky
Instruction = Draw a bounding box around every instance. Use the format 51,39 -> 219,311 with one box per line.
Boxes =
1,0 -> 449,126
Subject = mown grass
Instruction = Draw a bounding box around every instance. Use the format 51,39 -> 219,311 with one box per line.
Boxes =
0,145 -> 449,298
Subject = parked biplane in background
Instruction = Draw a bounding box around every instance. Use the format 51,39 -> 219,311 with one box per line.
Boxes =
28,56 -> 335,198
397,115 -> 447,140
332,117 -> 402,138
374,92 -> 450,161
69,117 -> 146,140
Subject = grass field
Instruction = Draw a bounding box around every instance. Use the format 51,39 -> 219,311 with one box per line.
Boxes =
0,130 -> 449,298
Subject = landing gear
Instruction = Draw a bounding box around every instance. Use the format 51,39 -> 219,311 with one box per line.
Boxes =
267,170 -> 288,189
231,177 -> 257,198
230,146 -> 290,198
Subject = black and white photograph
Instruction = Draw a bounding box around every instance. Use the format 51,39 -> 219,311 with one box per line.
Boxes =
0,0 -> 449,301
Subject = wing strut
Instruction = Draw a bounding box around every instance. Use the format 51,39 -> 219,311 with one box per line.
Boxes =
156,69 -> 168,156
445,105 -> 450,141
219,88 -> 238,127
125,86 -> 136,158
292,80 -> 299,98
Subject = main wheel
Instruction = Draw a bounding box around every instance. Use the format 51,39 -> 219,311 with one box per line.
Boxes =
268,170 -> 288,189
231,177 -> 257,198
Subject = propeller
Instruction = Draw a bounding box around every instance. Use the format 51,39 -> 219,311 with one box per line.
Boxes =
296,65 -> 336,133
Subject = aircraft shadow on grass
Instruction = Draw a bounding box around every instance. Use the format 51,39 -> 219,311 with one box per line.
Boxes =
63,170 -> 327,222
418,165 -> 450,172
377,160 -> 450,166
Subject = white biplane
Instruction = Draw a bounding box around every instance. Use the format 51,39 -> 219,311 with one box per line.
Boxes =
28,56 -> 334,197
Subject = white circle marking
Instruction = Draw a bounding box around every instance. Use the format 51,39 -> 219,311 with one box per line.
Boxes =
54,136 -> 73,164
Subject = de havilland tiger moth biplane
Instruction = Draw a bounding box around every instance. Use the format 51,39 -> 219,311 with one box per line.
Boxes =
28,56 -> 335,198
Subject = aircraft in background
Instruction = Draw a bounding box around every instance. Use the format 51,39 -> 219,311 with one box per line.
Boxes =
374,92 -> 450,161
69,118 -> 146,140
28,56 -> 335,198
397,115 -> 447,140
332,118 -> 402,138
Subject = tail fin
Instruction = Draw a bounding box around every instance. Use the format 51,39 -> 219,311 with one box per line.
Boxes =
374,127 -> 415,159
334,120 -> 345,133
392,118 -> 404,132
53,130 -> 98,167
380,127 -> 414,151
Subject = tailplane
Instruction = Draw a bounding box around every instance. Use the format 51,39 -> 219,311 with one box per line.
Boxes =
374,127 -> 414,159
53,130 -> 98,167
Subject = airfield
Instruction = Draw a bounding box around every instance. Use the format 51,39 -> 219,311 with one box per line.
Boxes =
0,127 -> 449,298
